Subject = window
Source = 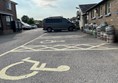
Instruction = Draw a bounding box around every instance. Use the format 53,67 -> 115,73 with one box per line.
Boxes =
105,1 -> 111,15
11,16 -> 13,21
6,1 -> 12,10
98,6 -> 103,18
6,16 -> 11,26
46,19 -> 62,23
91,9 -> 96,19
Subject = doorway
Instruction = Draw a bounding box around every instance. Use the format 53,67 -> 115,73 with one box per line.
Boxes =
0,15 -> 3,33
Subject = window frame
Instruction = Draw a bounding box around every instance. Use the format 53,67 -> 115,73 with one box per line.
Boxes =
105,1 -> 111,16
6,16 -> 12,26
45,19 -> 62,23
6,1 -> 12,10
97,6 -> 103,18
91,9 -> 96,20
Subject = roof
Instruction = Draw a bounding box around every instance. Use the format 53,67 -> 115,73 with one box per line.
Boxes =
10,0 -> 17,5
45,16 -> 63,19
79,4 -> 97,14
0,10 -> 13,16
86,0 -> 107,12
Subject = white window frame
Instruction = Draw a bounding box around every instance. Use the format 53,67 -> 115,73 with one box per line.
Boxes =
6,16 -> 11,26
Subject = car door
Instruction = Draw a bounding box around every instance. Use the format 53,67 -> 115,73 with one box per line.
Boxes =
53,19 -> 62,30
61,18 -> 69,30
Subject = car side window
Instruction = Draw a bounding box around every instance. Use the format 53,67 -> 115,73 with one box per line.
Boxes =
63,19 -> 70,23
45,19 -> 62,23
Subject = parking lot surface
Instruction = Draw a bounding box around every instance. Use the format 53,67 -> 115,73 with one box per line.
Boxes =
0,30 -> 118,83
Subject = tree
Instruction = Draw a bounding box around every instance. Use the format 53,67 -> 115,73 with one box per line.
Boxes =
21,15 -> 29,23
28,18 -> 35,25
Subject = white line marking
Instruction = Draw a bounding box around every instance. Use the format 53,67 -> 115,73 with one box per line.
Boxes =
0,33 -> 46,57
10,47 -> 118,52
39,34 -> 87,39
86,43 -> 107,50
0,57 -> 70,80
10,43 -> 118,52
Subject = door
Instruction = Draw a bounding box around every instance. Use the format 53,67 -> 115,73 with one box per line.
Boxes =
61,18 -> 69,30
52,19 -> 61,30
54,19 -> 63,30
0,15 -> 3,32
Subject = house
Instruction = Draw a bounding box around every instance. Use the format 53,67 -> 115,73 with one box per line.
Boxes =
76,4 -> 96,30
0,0 -> 17,34
86,0 -> 118,41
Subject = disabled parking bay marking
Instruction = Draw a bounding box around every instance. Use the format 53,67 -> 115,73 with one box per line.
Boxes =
40,40 -> 65,44
0,57 -> 70,80
11,43 -> 118,52
0,33 -> 47,57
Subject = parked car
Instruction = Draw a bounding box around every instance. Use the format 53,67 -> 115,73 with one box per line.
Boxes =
42,16 -> 75,32
22,22 -> 32,30
31,24 -> 38,29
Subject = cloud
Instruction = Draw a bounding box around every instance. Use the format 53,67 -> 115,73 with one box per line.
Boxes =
31,0 -> 58,8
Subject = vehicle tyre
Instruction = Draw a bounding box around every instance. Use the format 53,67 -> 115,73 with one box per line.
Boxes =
47,27 -> 52,32
68,26 -> 74,31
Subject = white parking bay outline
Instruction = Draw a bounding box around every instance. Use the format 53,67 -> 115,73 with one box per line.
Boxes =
0,33 -> 47,57
10,43 -> 118,52
40,40 -> 65,44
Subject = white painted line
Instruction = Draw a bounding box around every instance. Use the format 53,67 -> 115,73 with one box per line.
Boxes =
0,57 -> 70,80
21,46 -> 38,51
26,44 -> 93,48
0,33 -> 47,57
23,33 -> 46,46
39,34 -> 87,39
10,43 -> 118,52
40,40 -> 65,44
86,43 -> 107,50
10,47 -> 118,52
11,43 -> 118,52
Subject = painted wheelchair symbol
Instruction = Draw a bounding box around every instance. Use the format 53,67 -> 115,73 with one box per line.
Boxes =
40,40 -> 65,44
0,57 -> 70,80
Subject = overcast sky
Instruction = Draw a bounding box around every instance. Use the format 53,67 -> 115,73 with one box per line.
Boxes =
13,0 -> 102,20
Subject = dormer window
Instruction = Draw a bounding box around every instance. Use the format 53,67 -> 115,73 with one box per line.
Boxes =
6,1 -> 12,10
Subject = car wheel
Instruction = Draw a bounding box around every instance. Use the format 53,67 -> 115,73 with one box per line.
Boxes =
47,27 -> 52,32
68,26 -> 74,31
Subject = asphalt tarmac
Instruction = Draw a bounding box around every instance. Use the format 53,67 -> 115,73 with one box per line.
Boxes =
0,29 -> 118,83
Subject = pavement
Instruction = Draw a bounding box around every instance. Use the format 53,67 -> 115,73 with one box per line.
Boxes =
0,28 -> 118,83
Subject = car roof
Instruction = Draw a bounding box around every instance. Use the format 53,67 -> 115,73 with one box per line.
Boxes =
44,16 -> 64,20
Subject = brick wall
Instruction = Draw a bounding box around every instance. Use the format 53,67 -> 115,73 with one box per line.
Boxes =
87,0 -> 118,41
0,0 -> 17,20
0,0 -> 17,34
0,0 -> 5,11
